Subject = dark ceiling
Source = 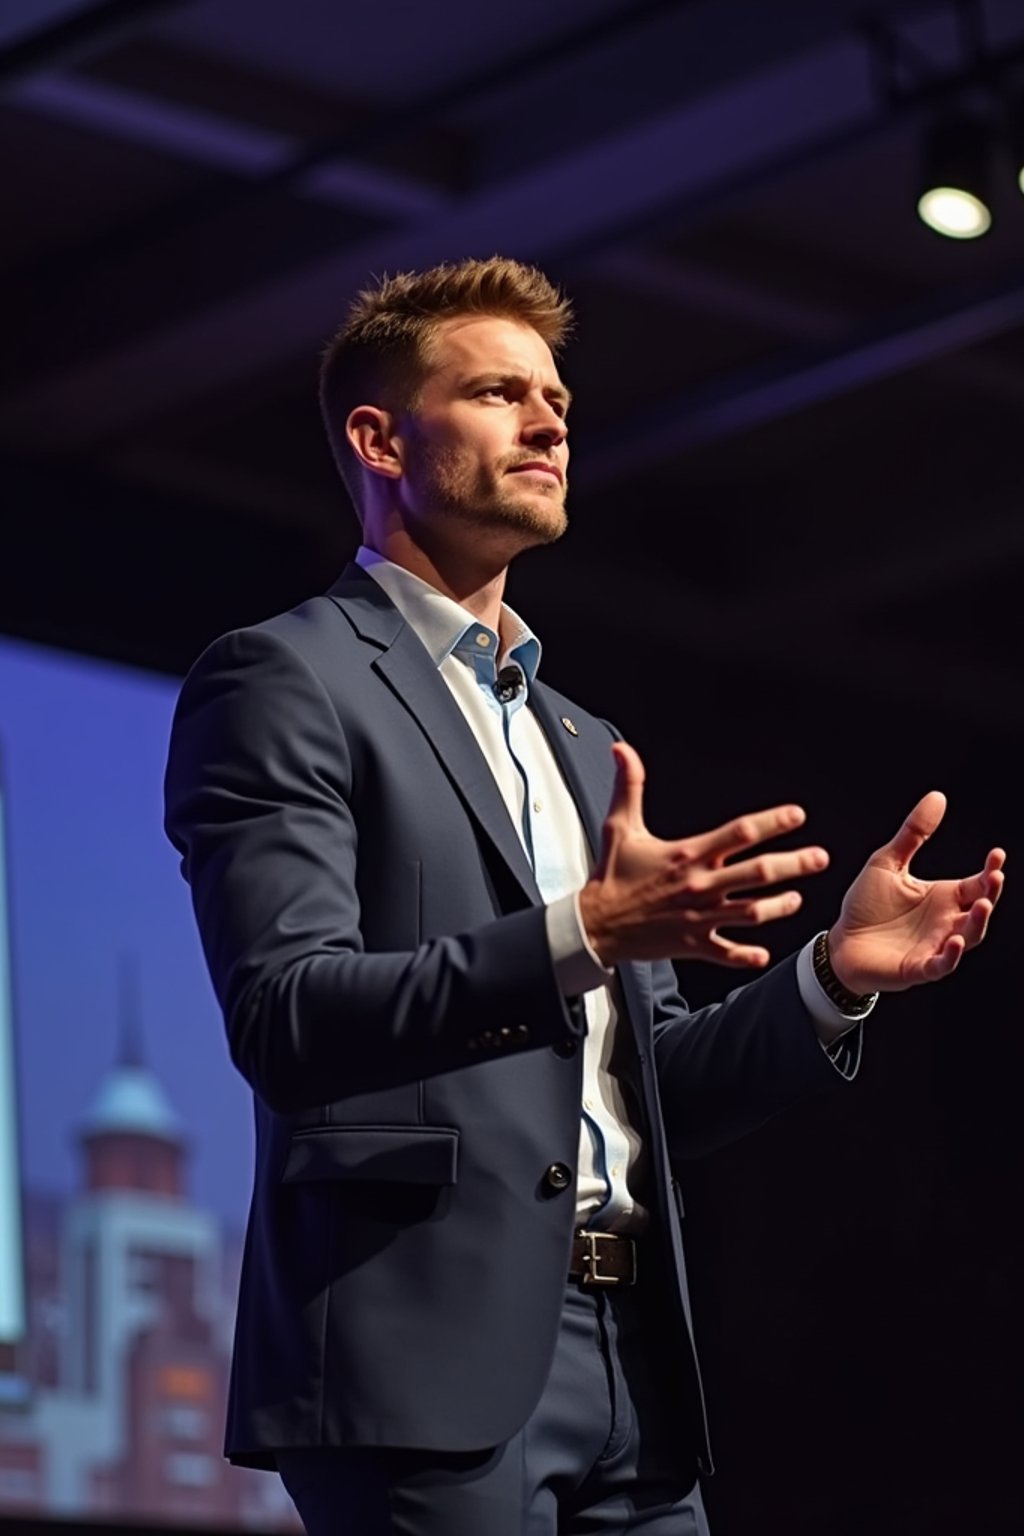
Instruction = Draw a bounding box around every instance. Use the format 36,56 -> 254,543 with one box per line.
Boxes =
3,0 -> 1023,694
1,4 -> 1022,1529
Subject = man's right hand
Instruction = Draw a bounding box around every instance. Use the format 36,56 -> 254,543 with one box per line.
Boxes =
578,741 -> 830,970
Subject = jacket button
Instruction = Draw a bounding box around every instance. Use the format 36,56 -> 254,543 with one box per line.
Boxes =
544,1162 -> 572,1192
552,1038 -> 578,1058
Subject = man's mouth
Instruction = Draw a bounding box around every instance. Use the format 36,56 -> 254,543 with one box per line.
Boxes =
508,462 -> 563,484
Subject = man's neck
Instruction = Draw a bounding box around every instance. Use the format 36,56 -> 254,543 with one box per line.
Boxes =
365,529 -> 509,634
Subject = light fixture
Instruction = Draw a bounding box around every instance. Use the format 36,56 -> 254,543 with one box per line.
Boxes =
917,115 -> 994,239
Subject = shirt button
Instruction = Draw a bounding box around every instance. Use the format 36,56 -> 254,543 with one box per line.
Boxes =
583,1098 -> 594,1111
544,1163 -> 572,1193
476,632 -> 490,647
532,799 -> 543,813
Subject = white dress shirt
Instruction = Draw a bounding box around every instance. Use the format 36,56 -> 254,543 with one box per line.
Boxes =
355,548 -> 866,1233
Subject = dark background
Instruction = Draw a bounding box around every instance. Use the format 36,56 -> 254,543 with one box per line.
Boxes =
2,0 -> 1022,1530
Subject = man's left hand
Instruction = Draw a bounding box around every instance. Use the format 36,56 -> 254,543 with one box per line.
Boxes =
828,791 -> 1005,996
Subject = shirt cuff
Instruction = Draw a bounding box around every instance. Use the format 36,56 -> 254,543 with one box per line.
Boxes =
546,892 -> 614,997
796,936 -> 875,1042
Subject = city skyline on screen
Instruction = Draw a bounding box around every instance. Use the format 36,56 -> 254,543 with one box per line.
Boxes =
0,637 -> 253,1227
0,635 -> 297,1526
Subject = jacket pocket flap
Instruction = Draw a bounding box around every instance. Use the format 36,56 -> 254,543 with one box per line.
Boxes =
281,1126 -> 459,1186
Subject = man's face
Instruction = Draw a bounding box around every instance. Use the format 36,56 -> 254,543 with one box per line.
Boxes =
396,314 -> 570,555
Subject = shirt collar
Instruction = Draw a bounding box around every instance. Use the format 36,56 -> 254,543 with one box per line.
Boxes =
355,547 -> 541,685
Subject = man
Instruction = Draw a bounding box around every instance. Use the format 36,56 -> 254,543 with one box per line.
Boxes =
164,256 -> 1003,1535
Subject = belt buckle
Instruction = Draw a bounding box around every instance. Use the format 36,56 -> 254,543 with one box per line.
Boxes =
578,1230 -> 634,1288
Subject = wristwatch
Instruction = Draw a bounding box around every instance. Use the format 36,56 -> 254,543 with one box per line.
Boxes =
812,930 -> 878,1018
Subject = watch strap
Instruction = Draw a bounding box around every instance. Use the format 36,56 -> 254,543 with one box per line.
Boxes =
812,930 -> 878,1019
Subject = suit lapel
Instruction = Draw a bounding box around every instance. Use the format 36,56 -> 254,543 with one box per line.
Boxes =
329,568 -> 656,1052
528,685 -> 606,863
328,567 -> 541,906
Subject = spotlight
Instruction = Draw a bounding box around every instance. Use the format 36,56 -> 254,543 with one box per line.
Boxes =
917,115 -> 994,238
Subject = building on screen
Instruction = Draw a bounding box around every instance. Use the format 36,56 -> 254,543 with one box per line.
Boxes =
0,1002 -> 297,1529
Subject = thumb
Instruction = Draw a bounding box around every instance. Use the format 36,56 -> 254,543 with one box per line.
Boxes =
608,740 -> 647,833
885,790 -> 947,869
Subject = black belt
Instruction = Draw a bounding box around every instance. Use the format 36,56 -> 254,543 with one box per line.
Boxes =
568,1229 -> 638,1287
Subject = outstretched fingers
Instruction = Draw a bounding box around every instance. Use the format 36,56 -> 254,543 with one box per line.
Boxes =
691,803 -> 808,865
608,740 -> 648,834
956,849 -> 1006,909
719,890 -> 804,926
910,897 -> 992,984
916,933 -> 967,982
885,790 -> 947,869
960,896 -> 995,949
705,933 -> 772,969
698,844 -> 829,896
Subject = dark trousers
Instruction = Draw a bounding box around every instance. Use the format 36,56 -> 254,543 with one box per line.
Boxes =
277,1279 -> 711,1535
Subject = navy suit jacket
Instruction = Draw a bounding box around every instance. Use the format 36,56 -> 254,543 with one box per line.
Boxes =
164,564 -> 845,1471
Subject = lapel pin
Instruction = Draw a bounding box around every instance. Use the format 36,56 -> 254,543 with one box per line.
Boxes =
560,716 -> 579,736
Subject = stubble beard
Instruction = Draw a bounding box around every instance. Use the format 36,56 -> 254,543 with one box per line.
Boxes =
416,445 -> 568,551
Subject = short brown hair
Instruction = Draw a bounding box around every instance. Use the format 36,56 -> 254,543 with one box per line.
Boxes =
319,255 -> 573,516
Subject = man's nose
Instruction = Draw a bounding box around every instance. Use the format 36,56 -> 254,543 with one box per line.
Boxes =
522,402 -> 567,448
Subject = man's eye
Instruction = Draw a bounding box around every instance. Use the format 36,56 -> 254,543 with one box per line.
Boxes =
477,385 -> 505,398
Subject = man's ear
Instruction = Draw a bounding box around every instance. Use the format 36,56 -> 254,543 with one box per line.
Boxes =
346,406 -> 403,480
